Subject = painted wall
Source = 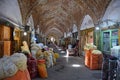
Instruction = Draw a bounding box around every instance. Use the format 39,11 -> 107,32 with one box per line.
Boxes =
0,0 -> 22,27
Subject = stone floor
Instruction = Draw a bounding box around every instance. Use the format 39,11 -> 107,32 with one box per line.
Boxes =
32,52 -> 102,80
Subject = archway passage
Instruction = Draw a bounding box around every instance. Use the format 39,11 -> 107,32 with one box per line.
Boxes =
2,0 -> 120,80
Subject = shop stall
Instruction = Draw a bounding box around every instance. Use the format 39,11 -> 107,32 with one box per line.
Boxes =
97,20 -> 120,79
80,28 -> 94,53
101,28 -> 119,52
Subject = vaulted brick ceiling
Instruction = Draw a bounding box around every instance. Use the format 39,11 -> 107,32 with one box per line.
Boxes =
18,0 -> 111,37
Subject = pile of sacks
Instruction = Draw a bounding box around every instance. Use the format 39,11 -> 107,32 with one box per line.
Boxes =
0,53 -> 27,80
35,47 -> 59,68
30,43 -> 60,68
30,43 -> 42,59
92,50 -> 102,54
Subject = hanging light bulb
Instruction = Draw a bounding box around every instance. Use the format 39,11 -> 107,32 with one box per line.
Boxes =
96,26 -> 100,30
24,32 -> 27,36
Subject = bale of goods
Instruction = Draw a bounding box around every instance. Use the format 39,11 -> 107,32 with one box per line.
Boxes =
37,59 -> 48,78
3,58 -> 18,77
0,58 -> 6,79
27,57 -> 38,78
4,69 -> 31,80
49,50 -> 55,65
31,46 -> 40,59
10,53 -> 27,71
90,53 -> 103,70
90,50 -> 103,70
0,56 -> 18,80
36,49 -> 44,59
44,51 -> 53,68
54,53 -> 59,59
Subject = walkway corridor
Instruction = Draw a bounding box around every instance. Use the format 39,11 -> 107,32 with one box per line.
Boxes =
33,52 -> 102,80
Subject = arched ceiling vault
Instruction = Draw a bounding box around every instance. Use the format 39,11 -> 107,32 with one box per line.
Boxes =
18,0 -> 111,37
46,28 -> 63,37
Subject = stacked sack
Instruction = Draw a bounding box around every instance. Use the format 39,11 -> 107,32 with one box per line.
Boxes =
54,53 -> 59,59
84,43 -> 97,68
49,48 -> 56,66
21,41 -> 31,54
10,53 -> 27,71
0,56 -> 18,79
36,49 -> 44,60
44,48 -> 59,68
35,47 -> 48,78
0,53 -> 28,80
27,56 -> 37,79
44,50 -> 52,68
31,43 -> 42,59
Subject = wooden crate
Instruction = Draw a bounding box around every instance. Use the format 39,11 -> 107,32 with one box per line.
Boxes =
0,25 -> 11,41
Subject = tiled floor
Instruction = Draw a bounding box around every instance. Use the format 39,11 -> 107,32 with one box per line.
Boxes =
32,53 -> 102,80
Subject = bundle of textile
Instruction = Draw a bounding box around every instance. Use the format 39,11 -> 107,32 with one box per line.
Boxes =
31,43 -> 42,58
0,53 -> 30,80
4,69 -> 31,80
21,41 -> 31,54
92,50 -> 102,54
0,56 -> 18,80
35,49 -> 44,60
54,53 -> 59,59
27,56 -> 37,79
44,51 -> 53,68
37,59 -> 48,78
49,48 -> 56,65
10,53 -> 27,71
0,56 -> 18,79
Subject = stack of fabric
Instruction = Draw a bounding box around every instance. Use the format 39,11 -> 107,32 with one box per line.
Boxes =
0,53 -> 31,80
84,43 -> 97,68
